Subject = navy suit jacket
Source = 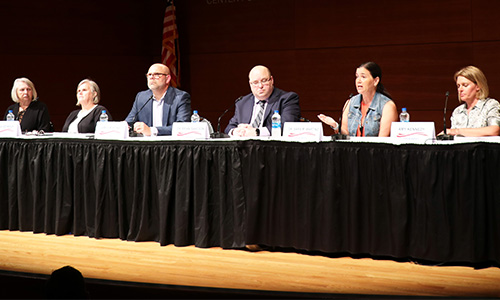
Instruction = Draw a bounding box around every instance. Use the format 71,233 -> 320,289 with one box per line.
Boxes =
125,86 -> 191,135
224,87 -> 301,134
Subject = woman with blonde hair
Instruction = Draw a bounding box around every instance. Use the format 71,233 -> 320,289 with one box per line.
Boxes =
4,77 -> 53,132
445,66 -> 500,137
62,79 -> 112,133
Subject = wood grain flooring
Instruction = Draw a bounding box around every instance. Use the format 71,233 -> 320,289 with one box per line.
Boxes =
0,230 -> 499,298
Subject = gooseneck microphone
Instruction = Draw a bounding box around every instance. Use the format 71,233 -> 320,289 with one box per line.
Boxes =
211,96 -> 243,138
129,94 -> 154,137
436,91 -> 454,140
331,93 -> 353,141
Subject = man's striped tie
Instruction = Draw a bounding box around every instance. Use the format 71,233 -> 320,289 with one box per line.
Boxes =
251,100 -> 266,128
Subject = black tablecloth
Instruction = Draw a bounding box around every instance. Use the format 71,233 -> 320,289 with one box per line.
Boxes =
241,141 -> 500,264
0,139 -> 246,248
0,138 -> 498,264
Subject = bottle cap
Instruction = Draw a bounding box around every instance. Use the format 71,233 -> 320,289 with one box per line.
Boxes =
402,108 -> 407,112
274,110 -> 279,113
102,110 -> 106,113
193,110 -> 198,114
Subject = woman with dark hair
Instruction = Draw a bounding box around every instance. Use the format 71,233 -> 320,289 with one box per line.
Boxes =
318,62 -> 398,137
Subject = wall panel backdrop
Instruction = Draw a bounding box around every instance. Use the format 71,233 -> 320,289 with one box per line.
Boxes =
175,0 -> 500,133
0,0 -> 500,131
0,1 -> 166,130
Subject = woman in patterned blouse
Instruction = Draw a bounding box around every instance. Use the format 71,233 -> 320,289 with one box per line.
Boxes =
445,66 -> 500,137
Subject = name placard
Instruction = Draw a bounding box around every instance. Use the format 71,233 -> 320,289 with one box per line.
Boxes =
390,122 -> 435,140
0,121 -> 21,137
172,122 -> 209,139
283,122 -> 323,141
95,121 -> 129,139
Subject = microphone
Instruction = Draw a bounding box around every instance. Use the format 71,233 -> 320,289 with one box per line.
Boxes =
129,94 -> 153,137
331,93 -> 353,141
436,91 -> 454,140
211,96 -> 243,138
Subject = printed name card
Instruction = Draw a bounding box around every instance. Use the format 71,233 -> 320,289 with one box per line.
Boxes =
390,122 -> 435,140
0,121 -> 21,137
95,121 -> 129,139
282,122 -> 323,141
172,122 -> 209,139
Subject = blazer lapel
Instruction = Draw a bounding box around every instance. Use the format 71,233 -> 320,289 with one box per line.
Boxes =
162,86 -> 174,126
263,88 -> 279,121
242,98 -> 255,124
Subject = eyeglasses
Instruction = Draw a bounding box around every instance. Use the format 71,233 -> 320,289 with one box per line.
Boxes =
249,78 -> 272,87
146,73 -> 168,79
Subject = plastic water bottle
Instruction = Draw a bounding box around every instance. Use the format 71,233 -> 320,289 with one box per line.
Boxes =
191,110 -> 200,123
271,110 -> 281,137
6,110 -> 15,121
399,108 -> 410,122
99,110 -> 108,122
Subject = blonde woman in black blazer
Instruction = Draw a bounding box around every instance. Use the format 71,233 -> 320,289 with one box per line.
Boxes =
62,79 -> 112,133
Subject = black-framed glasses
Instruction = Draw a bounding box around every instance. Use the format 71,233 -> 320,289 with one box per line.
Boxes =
249,78 -> 272,87
146,73 -> 168,79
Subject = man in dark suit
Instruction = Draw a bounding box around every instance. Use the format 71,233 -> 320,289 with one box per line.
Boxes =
224,65 -> 301,137
126,63 -> 191,136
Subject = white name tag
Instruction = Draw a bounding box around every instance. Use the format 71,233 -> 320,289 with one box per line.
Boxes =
0,121 -> 21,137
172,122 -> 209,139
283,122 -> 323,141
390,122 -> 435,140
95,121 -> 129,139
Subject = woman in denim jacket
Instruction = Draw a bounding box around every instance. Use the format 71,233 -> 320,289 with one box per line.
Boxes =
318,62 -> 398,137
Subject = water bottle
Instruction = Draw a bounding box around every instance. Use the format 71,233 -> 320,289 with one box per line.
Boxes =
99,110 -> 108,122
399,108 -> 410,122
191,110 -> 200,123
6,110 -> 15,121
271,110 -> 281,137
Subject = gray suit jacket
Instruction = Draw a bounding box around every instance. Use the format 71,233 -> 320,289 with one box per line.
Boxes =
126,86 -> 191,135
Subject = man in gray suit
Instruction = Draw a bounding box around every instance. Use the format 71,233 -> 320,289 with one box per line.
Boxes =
225,65 -> 301,137
126,63 -> 191,136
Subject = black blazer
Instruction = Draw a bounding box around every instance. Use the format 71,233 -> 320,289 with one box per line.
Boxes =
4,100 -> 53,132
62,105 -> 112,133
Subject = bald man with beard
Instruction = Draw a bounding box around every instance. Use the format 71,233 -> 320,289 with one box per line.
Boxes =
126,63 -> 191,136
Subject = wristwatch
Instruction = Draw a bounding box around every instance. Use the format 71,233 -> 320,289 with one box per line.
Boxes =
255,128 -> 260,136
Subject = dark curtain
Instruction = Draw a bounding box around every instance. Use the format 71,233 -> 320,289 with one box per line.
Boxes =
240,141 -> 500,264
0,138 -> 499,264
0,139 -> 246,248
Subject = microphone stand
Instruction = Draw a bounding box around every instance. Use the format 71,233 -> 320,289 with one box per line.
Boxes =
436,91 -> 454,140
129,95 -> 153,137
211,96 -> 243,138
331,93 -> 353,141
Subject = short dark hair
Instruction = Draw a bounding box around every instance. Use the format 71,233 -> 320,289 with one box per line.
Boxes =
46,266 -> 88,299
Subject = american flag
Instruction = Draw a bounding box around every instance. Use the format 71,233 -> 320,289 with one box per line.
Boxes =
162,0 -> 180,87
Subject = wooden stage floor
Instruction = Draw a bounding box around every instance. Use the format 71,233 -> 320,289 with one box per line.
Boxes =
0,230 -> 499,299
